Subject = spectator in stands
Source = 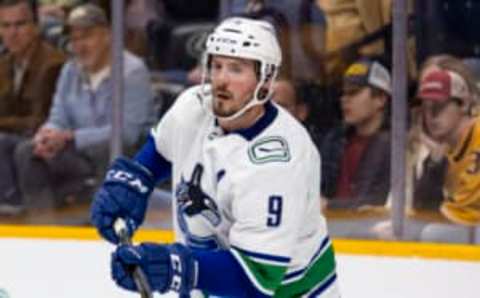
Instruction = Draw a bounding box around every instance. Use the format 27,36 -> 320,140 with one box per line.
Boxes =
315,0 -> 392,79
272,79 -> 330,157
223,0 -> 327,82
419,55 -> 480,93
272,79 -> 327,152
0,0 -> 65,215
125,0 -> 163,30
272,79 -> 308,122
315,0 -> 415,83
371,55 -> 480,241
38,0 -> 81,24
320,57 -> 391,210
409,55 -> 480,212
90,0 -> 156,59
415,68 -> 480,242
0,3 -> 154,214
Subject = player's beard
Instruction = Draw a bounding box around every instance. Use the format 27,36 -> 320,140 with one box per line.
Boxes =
213,91 -> 252,118
212,98 -> 231,117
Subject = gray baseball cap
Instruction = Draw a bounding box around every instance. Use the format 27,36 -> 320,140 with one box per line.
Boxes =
343,58 -> 392,95
67,4 -> 108,29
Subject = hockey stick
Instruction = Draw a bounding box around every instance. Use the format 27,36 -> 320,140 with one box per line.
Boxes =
114,218 -> 153,298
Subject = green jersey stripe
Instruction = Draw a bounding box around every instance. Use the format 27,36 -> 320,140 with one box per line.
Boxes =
231,248 -> 287,296
274,244 -> 336,297
283,237 -> 331,284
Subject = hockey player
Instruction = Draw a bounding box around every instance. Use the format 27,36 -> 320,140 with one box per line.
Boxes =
91,17 -> 340,297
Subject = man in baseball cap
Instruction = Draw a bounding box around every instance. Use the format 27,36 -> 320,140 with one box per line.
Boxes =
342,58 -> 392,96
11,3 -> 154,213
320,57 -> 392,210
417,68 -> 480,228
66,3 -> 110,73
418,69 -> 472,143
66,3 -> 108,29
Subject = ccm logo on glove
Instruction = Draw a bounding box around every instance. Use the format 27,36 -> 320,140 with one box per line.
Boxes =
107,170 -> 150,194
170,254 -> 183,291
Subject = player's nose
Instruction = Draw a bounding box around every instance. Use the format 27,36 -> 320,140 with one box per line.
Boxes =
214,68 -> 230,86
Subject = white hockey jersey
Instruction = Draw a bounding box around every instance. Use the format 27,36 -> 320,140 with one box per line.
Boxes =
151,85 -> 339,297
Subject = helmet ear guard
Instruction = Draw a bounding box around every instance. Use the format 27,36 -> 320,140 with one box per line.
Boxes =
261,63 -> 277,83
257,62 -> 278,100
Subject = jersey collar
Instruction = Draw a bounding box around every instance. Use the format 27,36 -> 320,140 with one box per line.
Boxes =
217,101 -> 278,141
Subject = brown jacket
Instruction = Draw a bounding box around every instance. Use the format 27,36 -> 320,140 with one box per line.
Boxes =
0,38 -> 65,136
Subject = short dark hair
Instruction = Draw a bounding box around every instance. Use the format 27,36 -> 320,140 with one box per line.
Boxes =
370,86 -> 389,99
0,0 -> 38,23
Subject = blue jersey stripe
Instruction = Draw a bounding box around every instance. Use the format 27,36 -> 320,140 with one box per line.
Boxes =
193,249 -> 268,297
232,100 -> 278,141
307,272 -> 337,297
134,135 -> 172,182
231,245 -> 290,264
284,237 -> 330,281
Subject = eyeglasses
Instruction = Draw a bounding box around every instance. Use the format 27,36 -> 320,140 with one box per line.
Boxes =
0,19 -> 32,30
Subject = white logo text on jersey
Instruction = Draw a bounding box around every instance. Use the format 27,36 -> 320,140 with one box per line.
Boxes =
107,170 -> 150,194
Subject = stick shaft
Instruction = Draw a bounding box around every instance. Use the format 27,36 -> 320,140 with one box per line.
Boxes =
114,219 -> 153,298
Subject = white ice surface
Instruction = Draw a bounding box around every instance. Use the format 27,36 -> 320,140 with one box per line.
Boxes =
1,238 -> 479,298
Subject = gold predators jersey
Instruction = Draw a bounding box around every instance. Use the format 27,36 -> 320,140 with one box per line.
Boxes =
443,117 -> 480,225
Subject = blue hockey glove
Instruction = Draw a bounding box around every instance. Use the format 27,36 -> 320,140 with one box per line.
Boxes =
111,243 -> 198,295
90,157 -> 155,243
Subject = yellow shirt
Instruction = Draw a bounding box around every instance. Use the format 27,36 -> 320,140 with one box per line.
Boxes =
442,117 -> 480,225
315,0 -> 417,79
315,0 -> 391,76
317,0 -> 391,54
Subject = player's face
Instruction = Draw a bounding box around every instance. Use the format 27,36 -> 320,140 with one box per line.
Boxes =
422,99 -> 463,142
340,86 -> 384,126
0,2 -> 37,58
210,55 -> 258,118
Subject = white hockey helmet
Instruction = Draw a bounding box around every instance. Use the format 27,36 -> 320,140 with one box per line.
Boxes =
201,17 -> 282,121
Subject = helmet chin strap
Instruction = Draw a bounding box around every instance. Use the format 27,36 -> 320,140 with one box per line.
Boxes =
215,76 -> 273,122
215,95 -> 265,122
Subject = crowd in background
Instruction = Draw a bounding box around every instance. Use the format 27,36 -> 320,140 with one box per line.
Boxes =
0,0 -> 479,245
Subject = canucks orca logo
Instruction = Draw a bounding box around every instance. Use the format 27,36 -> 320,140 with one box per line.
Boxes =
175,164 -> 221,225
175,164 -> 223,249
